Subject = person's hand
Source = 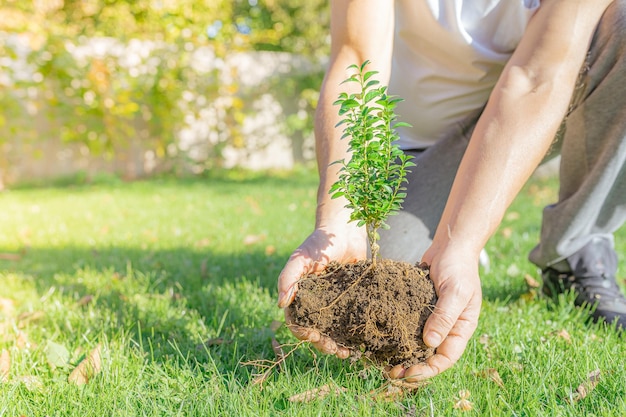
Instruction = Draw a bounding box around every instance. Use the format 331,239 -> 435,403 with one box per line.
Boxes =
387,245 -> 482,381
278,223 -> 366,359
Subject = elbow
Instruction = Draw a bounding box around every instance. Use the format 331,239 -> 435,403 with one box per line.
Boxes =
495,64 -> 576,106
498,65 -> 550,97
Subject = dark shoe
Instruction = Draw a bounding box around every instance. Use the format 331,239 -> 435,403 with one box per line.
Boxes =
542,268 -> 626,329
542,237 -> 626,329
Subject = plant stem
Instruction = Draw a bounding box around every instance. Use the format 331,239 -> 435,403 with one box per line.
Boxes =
367,223 -> 379,267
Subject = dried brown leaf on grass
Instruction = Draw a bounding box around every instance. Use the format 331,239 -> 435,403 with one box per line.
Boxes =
68,344 -> 102,385
371,370 -> 430,402
524,273 -> 541,288
478,334 -> 490,349
554,329 -> 572,344
244,196 -> 263,215
371,384 -> 405,402
370,381 -> 427,402
288,384 -> 347,403
0,349 -> 10,382
76,295 -> 94,307
474,368 -> 505,388
505,211 -> 520,221
566,369 -> 601,403
0,320 -> 8,338
17,311 -> 45,327
0,298 -> 15,316
243,234 -> 266,246
0,253 -> 21,261
453,389 -> 474,411
200,258 -> 208,278
478,333 -> 495,360
16,331 -> 35,350
196,337 -> 232,350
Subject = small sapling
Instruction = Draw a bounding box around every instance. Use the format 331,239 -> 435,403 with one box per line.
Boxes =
289,61 -> 435,369
329,60 -> 415,266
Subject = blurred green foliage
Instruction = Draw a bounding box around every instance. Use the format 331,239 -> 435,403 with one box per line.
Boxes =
0,0 -> 328,174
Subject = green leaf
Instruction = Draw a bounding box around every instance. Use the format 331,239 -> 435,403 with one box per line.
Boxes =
363,90 -> 380,103
329,60 -> 413,254
363,70 -> 379,83
45,341 -> 70,369
340,99 -> 359,110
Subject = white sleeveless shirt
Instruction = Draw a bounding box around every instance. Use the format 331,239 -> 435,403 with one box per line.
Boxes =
390,0 -> 541,148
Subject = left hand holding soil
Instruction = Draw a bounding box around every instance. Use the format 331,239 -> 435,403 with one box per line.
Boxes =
277,224 -> 366,360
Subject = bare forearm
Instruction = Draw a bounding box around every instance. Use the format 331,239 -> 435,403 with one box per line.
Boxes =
314,68 -> 360,228
432,0 -> 612,256
312,1 -> 394,229
434,82 -> 568,255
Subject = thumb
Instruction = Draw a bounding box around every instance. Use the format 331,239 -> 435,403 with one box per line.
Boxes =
277,255 -> 310,308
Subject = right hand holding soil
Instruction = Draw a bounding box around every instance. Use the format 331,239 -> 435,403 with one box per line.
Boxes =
277,224 -> 366,360
389,245 -> 482,381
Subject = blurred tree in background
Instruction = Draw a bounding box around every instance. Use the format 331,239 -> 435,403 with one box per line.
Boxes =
0,0 -> 329,184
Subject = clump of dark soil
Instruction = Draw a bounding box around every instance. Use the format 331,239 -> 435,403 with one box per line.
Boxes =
287,259 -> 437,367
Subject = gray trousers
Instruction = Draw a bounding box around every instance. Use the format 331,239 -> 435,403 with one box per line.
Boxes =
379,1 -> 626,270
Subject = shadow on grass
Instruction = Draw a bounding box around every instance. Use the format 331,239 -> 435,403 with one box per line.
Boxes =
0,245 -> 294,381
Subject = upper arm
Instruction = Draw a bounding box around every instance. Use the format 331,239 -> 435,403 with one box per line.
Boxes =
326,1 -> 395,84
498,0 -> 613,99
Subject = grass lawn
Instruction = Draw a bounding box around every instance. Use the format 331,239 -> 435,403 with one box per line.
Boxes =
0,169 -> 624,416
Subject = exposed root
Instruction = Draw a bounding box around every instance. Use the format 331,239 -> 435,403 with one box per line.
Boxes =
242,339 -> 307,386
318,263 -> 374,313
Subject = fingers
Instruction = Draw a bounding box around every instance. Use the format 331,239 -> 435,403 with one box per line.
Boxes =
287,323 -> 321,343
288,323 -> 351,358
386,319 -> 475,382
285,305 -> 352,359
387,364 -> 406,379
423,279 -> 477,348
336,346 -> 351,359
391,296 -> 479,381
404,315 -> 477,381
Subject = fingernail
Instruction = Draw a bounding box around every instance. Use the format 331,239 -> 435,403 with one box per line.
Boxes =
424,331 -> 442,347
405,367 -> 426,383
278,291 -> 290,308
